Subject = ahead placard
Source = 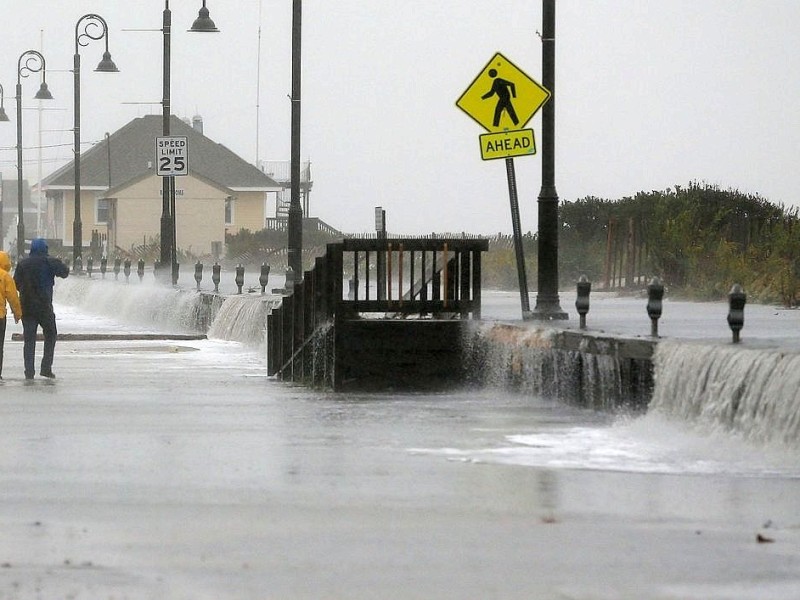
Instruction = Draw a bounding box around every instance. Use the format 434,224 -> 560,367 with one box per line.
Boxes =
479,129 -> 536,160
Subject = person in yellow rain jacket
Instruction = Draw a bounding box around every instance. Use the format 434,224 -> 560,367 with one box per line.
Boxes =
0,251 -> 23,380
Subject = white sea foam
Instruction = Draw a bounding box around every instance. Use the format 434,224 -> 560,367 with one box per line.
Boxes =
651,340 -> 800,446
54,276 -> 203,333
413,411 -> 800,477
207,294 -> 282,345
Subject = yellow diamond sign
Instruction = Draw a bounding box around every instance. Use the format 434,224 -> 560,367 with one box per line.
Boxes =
456,52 -> 550,133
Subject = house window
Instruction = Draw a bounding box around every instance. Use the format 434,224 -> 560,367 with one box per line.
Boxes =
96,198 -> 111,224
225,196 -> 234,226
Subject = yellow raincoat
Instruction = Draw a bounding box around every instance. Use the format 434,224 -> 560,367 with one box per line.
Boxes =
0,251 -> 22,321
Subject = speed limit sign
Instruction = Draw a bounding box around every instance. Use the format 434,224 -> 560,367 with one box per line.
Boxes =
155,136 -> 189,177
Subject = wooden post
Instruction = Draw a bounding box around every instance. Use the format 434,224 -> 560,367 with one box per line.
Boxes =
472,248 -> 482,320
387,243 -> 393,302
303,269 -> 313,382
282,293 -> 294,380
625,217 -> 635,289
353,251 -> 360,304
432,250 -> 440,302
442,243 -> 449,310
365,251 -> 370,302
331,244 -> 344,390
421,251 -> 428,303
460,250 -> 471,319
267,309 -> 277,375
604,218 -> 615,289
398,244 -> 404,308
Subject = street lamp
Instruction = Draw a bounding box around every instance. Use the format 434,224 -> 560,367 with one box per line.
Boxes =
287,0 -> 303,278
73,13 -> 118,272
16,50 -> 53,259
159,0 -> 219,284
189,1 -> 219,33
0,85 -> 9,253
531,0 -> 567,320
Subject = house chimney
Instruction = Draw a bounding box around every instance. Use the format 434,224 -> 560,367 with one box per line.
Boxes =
192,114 -> 204,134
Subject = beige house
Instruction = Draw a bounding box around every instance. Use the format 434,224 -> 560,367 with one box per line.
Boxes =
41,115 -> 281,257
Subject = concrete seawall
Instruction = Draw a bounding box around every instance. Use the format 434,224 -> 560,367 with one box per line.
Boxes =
465,322 -> 656,409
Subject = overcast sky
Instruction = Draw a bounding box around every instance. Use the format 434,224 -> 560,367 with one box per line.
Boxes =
1,1 -> 798,235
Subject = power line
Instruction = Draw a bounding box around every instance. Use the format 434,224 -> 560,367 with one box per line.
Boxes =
0,140 -> 104,152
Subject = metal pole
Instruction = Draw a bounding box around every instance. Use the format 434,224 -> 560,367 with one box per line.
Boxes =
15,51 -> 51,258
71,15 -> 116,269
505,157 -> 531,316
159,0 -> 173,279
16,80 -> 24,259
171,175 -> 177,283
287,0 -> 303,277
532,0 -> 567,320
73,49 -> 82,269
105,132 -> 111,186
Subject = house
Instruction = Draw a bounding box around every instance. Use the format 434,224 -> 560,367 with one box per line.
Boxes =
40,114 -> 281,257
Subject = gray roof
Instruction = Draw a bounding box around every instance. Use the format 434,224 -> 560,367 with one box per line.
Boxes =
43,115 -> 279,192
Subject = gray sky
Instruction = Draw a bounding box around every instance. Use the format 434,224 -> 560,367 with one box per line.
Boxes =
1,1 -> 798,235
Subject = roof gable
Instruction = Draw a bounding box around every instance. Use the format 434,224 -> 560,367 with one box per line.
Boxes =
43,115 -> 279,192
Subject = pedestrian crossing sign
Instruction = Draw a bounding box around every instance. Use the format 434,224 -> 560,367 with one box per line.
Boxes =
456,52 -> 550,133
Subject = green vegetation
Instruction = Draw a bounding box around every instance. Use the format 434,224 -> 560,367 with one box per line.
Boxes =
489,182 -> 798,305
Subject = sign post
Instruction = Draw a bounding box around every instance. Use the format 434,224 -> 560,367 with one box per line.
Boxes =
456,52 -> 550,319
155,135 -> 188,284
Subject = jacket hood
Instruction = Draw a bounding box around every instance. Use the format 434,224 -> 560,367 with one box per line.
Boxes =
0,251 -> 10,272
30,238 -> 48,256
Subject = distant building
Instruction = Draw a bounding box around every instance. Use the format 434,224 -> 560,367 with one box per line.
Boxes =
258,159 -> 313,228
40,115 -> 282,257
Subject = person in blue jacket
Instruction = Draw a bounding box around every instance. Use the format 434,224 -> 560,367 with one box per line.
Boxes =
13,238 -> 69,379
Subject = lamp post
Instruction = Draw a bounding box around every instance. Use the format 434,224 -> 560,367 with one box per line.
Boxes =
159,0 -> 219,285
0,85 -> 10,253
16,50 -> 53,259
531,0 -> 567,320
287,0 -> 303,278
73,14 -> 118,272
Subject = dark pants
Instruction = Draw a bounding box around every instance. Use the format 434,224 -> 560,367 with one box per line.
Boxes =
0,318 -> 5,378
22,313 -> 57,378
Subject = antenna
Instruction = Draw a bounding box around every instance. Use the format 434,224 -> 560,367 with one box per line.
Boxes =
255,0 -> 263,164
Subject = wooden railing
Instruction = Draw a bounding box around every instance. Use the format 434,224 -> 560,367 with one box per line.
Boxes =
267,237 -> 488,386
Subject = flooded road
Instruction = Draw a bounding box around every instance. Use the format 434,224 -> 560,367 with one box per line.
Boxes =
0,279 -> 797,598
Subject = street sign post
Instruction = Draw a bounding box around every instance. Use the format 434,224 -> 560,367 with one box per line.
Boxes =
456,52 -> 551,320
155,135 -> 189,177
155,135 -> 188,287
